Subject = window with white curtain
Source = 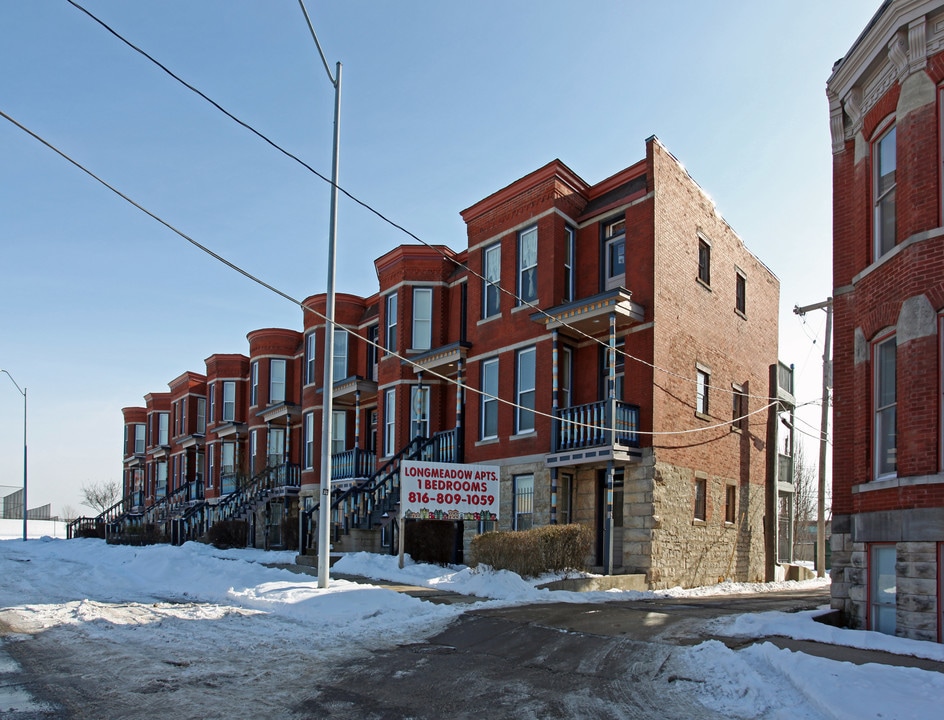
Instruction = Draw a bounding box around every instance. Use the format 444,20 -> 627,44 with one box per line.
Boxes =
518,226 -> 537,303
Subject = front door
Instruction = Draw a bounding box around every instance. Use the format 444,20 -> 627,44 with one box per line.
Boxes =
596,468 -> 624,571
267,501 -> 283,549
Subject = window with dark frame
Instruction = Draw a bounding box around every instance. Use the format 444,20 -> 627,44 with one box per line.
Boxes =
563,226 -> 575,302
483,243 -> 501,318
725,484 -> 736,524
735,271 -> 746,315
873,125 -> 897,260
694,477 -> 707,521
732,384 -> 747,430
698,237 -> 711,286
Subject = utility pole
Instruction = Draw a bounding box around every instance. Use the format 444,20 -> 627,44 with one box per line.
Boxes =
793,298 -> 832,578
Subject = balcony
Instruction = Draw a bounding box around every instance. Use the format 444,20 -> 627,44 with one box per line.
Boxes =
546,400 -> 641,468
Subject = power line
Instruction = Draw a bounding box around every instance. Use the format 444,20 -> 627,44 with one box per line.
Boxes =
0,107 -> 767,439
65,0 -> 780,405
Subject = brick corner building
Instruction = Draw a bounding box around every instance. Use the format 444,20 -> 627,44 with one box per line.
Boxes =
827,0 -> 944,642
101,136 -> 785,590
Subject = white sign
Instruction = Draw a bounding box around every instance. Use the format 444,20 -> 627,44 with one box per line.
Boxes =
400,460 -> 500,522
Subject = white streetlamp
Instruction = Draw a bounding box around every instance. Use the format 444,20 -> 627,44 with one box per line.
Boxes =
0,369 -> 27,541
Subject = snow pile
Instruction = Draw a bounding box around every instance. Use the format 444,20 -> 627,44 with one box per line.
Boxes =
2,538 -> 943,720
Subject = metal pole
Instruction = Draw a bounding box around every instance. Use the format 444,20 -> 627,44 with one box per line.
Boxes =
298,0 -> 341,590
317,62 -> 341,589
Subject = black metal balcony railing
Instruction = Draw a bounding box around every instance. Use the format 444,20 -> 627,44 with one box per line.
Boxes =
554,400 -> 639,452
332,447 -> 377,480
420,428 -> 459,463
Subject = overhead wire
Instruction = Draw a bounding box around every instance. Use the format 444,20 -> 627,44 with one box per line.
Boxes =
65,0 -> 781,405
0,106 -> 778,437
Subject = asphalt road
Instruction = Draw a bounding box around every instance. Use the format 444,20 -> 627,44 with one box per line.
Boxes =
288,587 -> 832,720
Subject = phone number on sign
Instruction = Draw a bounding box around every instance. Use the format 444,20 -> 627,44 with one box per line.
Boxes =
407,492 -> 496,507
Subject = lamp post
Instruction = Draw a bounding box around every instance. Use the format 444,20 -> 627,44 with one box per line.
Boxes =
0,369 -> 27,541
298,0 -> 341,589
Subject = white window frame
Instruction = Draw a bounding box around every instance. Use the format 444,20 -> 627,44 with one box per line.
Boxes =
134,424 -> 145,455
209,383 -> 216,425
873,334 -> 897,480
196,398 -> 206,435
384,388 -> 396,456
156,461 -> 168,498
268,427 -> 285,467
222,381 -> 236,422
332,410 -> 346,455
158,412 -> 169,446
696,365 -> 710,416
270,359 -> 286,405
333,328 -> 348,381
604,218 -> 626,290
304,412 -> 315,470
250,361 -> 259,406
518,226 -> 538,304
516,346 -> 536,434
305,333 -> 317,385
483,242 -> 501,318
870,544 -> 897,635
481,358 -> 499,439
221,442 -> 235,475
386,293 -> 398,352
873,123 -> 897,261
250,429 -> 258,473
412,287 -> 433,351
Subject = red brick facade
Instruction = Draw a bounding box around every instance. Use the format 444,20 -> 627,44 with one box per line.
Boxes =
120,137 -> 780,586
827,0 -> 944,642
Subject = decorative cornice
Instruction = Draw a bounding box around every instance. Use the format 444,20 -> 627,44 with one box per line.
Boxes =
908,16 -> 928,74
888,28 -> 910,79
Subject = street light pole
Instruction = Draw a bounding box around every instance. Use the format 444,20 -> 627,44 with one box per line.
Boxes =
1,369 -> 27,541
298,0 -> 341,589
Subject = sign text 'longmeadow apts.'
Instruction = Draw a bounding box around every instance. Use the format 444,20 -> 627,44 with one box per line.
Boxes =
399,460 -> 500,521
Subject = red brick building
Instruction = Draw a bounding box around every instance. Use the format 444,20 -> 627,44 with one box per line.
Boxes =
117,137 -> 782,587
827,0 -> 944,641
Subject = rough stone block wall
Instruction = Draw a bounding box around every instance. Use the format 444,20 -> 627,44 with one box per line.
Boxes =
895,541 -> 939,642
647,460 -> 765,589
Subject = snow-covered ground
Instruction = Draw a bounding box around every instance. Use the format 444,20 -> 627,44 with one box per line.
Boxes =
1,537 -> 942,719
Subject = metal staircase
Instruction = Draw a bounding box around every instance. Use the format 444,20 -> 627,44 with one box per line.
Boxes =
300,429 -> 459,555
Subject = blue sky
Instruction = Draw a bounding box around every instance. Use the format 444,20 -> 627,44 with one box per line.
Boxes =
0,1 -> 879,517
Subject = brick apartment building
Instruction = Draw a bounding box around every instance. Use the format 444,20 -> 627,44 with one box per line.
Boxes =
827,0 -> 944,642
118,136 -> 783,589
